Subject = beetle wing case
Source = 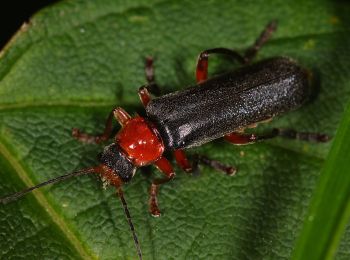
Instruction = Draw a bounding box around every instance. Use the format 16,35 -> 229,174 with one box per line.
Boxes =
146,57 -> 310,150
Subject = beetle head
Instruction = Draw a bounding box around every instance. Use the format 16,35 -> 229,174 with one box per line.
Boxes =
99,143 -> 137,183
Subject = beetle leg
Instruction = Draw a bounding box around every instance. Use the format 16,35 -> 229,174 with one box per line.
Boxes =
244,20 -> 277,64
138,86 -> 152,107
224,130 -> 278,145
72,107 -> 131,144
271,128 -> 330,142
192,154 -> 237,176
149,156 -> 175,217
138,57 -> 162,108
225,127 -> 329,145
174,150 -> 236,176
196,48 -> 245,83
174,149 -> 192,172
145,56 -> 155,85
196,21 -> 277,83
145,56 -> 161,96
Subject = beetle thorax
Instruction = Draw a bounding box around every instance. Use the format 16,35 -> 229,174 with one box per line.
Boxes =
116,116 -> 164,166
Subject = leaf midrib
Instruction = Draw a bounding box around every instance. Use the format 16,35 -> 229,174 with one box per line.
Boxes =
0,100 -> 329,161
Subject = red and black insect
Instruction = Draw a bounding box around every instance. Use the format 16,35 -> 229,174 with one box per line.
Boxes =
0,21 -> 329,259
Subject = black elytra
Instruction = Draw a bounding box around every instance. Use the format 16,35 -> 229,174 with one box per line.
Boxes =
146,57 -> 310,150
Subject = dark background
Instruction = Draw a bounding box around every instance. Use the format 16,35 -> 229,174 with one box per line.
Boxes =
0,1 -> 59,49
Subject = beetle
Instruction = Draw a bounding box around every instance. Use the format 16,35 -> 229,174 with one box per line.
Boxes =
0,21 -> 329,260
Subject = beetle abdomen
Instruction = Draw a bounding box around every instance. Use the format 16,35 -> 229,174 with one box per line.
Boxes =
146,57 -> 310,150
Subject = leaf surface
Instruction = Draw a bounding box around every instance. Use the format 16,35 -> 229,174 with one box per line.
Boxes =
1,0 -> 350,259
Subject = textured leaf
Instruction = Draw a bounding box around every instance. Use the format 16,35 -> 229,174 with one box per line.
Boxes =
0,0 -> 350,259
292,103 -> 350,259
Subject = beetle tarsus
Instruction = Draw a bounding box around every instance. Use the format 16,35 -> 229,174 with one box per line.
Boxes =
274,128 -> 331,143
192,154 -> 237,176
72,128 -> 109,144
225,128 -> 330,145
145,56 -> 161,96
244,20 -> 278,63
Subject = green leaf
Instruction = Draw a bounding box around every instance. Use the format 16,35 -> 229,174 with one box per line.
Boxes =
293,102 -> 350,259
0,0 -> 350,259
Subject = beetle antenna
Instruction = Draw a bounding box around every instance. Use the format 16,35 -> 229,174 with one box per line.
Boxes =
0,167 -> 98,204
117,188 -> 142,260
